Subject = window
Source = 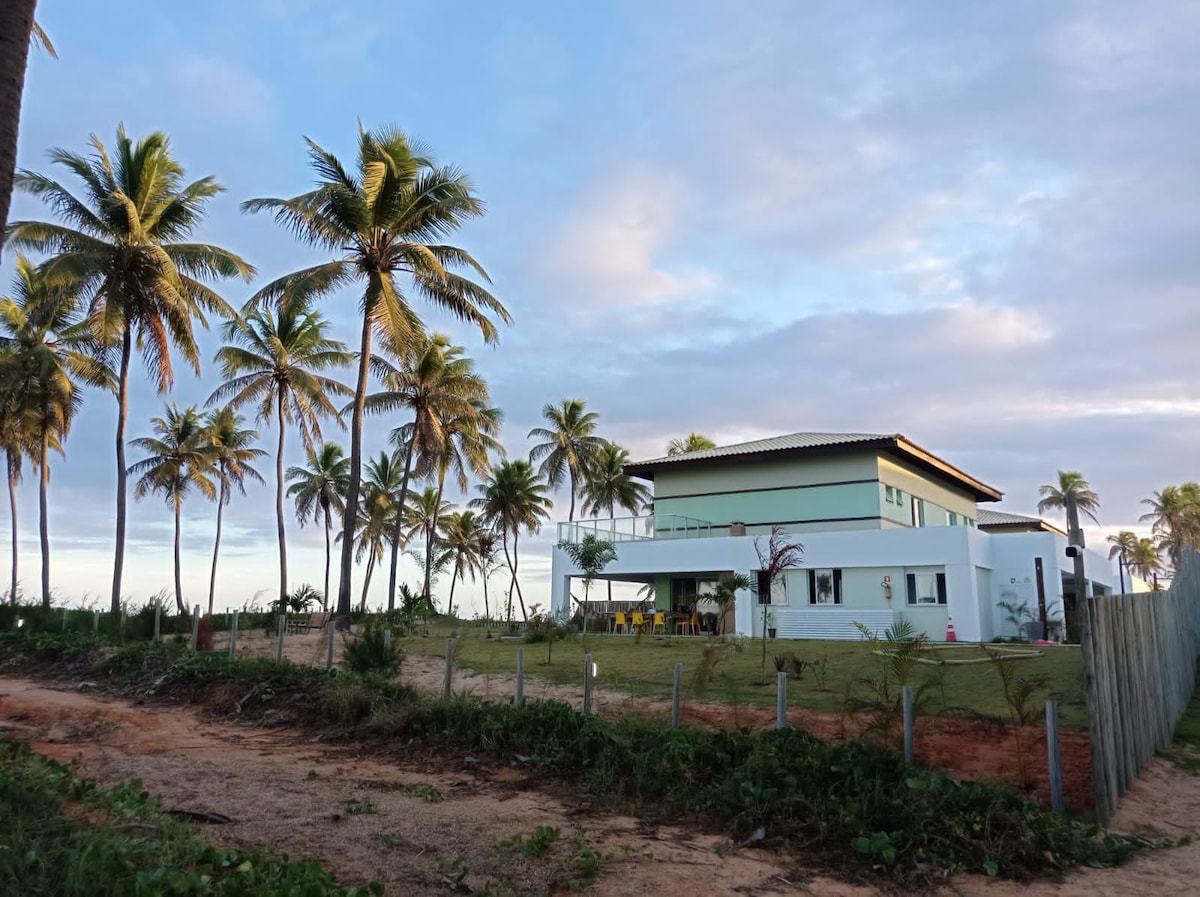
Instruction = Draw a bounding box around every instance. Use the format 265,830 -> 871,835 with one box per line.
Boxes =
808,568 -> 843,605
948,511 -> 958,526
885,485 -> 895,503
911,498 -> 925,527
895,489 -> 904,507
755,570 -> 786,605
906,572 -> 947,605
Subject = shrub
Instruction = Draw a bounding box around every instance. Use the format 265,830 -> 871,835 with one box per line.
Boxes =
341,622 -> 403,678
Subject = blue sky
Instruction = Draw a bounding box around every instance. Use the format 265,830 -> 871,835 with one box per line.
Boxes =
7,0 -> 1200,612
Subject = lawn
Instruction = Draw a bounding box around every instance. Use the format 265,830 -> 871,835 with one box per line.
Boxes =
399,622 -> 1088,728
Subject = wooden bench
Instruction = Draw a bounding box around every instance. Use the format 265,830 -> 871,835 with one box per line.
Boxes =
287,612 -> 330,634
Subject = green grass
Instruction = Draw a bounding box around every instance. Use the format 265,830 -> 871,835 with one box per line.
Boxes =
0,737 -> 380,896
400,622 -> 1089,726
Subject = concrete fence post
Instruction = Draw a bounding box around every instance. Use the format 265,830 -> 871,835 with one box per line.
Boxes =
229,611 -> 239,658
516,647 -> 525,706
776,671 -> 788,729
326,622 -> 335,671
902,685 -> 915,763
1047,700 -> 1065,813
190,605 -> 200,651
275,614 -> 285,661
443,638 -> 454,698
153,603 -> 161,641
93,610 -> 99,633
672,662 -> 683,728
583,653 -> 595,714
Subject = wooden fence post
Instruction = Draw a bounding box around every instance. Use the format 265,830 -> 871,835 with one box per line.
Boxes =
902,685 -> 915,763
672,662 -> 683,728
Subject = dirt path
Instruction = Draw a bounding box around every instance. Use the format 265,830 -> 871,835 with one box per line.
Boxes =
2,675 -> 1199,896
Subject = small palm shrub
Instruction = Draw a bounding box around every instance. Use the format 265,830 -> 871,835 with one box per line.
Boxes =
342,622 -> 403,677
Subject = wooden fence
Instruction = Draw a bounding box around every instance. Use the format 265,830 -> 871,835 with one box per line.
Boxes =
1081,548 -> 1200,823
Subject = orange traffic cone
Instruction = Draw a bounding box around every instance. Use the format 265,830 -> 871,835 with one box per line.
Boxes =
945,616 -> 957,642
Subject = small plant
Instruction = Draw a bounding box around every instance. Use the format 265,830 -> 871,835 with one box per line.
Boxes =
848,619 -> 939,745
987,647 -> 1052,785
690,636 -> 742,697
566,839 -> 612,891
789,655 -> 814,679
499,824 -> 560,857
402,783 -> 444,803
342,795 -> 377,815
342,620 -> 403,677
773,653 -> 789,673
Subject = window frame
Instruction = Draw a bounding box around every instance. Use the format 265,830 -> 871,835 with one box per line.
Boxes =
807,568 -> 843,605
905,571 -> 947,606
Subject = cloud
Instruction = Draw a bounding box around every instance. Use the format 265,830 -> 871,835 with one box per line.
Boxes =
166,56 -> 273,124
540,166 -> 720,309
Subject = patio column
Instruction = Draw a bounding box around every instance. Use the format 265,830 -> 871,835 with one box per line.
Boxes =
551,572 -> 572,619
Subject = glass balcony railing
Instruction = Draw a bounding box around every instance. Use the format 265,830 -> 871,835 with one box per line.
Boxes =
556,514 -> 716,544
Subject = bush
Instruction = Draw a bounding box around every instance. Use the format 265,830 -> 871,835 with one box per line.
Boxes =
341,622 -> 403,678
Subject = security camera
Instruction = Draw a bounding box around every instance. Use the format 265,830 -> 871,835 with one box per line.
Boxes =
1065,545 -> 1084,558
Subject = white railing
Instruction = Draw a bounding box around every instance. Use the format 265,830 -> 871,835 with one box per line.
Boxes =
556,513 -> 715,544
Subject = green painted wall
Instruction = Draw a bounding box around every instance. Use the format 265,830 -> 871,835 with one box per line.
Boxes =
877,456 -> 977,520
652,454 -> 878,499
655,481 -> 881,528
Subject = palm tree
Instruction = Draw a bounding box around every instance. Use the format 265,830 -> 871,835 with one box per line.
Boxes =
0,255 -> 110,606
347,451 -> 404,611
441,510 -> 484,618
400,485 -> 454,603
9,127 -> 254,612
208,297 -> 351,607
473,525 -> 502,620
528,399 -> 605,522
128,405 -> 219,614
1139,484 -> 1200,568
1106,530 -> 1138,595
0,402 -> 25,603
471,459 -> 551,623
286,442 -> 349,612
363,330 -> 495,609
666,433 -> 716,455
1128,537 -> 1164,587
204,407 -> 265,615
1036,471 -> 1101,528
0,0 -> 38,251
581,441 -> 651,604
242,126 -> 511,617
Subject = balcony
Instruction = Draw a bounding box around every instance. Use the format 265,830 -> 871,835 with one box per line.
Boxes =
556,514 -> 716,544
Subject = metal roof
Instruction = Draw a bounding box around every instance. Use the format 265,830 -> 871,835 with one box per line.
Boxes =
977,509 -> 1065,535
625,431 -> 1003,502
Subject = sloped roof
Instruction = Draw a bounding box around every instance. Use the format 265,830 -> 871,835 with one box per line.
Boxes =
977,508 -> 1065,535
625,431 -> 1003,502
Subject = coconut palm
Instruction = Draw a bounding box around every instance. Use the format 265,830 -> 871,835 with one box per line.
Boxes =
346,451 -> 404,611
1106,530 -> 1139,595
0,255 -> 110,606
9,127 -> 254,611
1127,537 -> 1164,587
0,0 -> 38,251
242,126 -> 511,616
364,330 -> 495,609
441,510 -> 484,618
666,433 -> 716,456
286,442 -> 350,612
204,407 -> 265,615
581,441 -> 651,603
471,459 -> 551,623
473,525 -> 502,620
528,399 -> 605,522
400,485 -> 454,602
0,402 -> 25,603
128,405 -> 219,614
209,297 -> 351,606
1036,471 -> 1101,528
1139,484 -> 1200,569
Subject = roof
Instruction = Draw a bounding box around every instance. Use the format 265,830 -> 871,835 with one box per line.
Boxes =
976,508 -> 1066,536
625,431 -> 1004,502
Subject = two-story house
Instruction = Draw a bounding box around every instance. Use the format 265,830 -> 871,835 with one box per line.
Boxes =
550,432 -> 1118,641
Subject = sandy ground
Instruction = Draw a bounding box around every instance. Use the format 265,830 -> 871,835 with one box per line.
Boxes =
2,671 -> 1200,895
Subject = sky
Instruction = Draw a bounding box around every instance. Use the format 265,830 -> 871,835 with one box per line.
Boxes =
6,0 -> 1199,614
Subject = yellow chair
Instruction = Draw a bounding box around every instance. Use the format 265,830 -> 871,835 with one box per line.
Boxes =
630,612 -> 645,633
678,613 -> 699,636
652,612 -> 666,635
612,612 -> 628,634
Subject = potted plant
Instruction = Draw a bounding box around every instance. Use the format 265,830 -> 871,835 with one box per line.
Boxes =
766,609 -> 777,639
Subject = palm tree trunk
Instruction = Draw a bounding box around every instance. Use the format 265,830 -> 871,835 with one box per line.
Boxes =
0,0 -> 36,256
482,567 -> 489,619
207,481 -> 227,616
360,552 -> 375,612
338,310 -> 374,616
8,447 -> 18,604
502,533 -> 514,625
386,425 -> 417,611
568,471 -> 576,522
422,470 -> 446,600
173,495 -> 184,615
38,429 -> 49,608
275,391 -> 288,607
323,504 -> 332,612
447,561 -> 459,618
110,327 -> 132,613
511,529 -> 527,621
1117,554 -> 1127,595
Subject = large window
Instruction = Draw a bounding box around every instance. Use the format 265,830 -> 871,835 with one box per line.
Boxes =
808,568 -> 843,605
906,571 -> 947,605
756,570 -> 787,605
